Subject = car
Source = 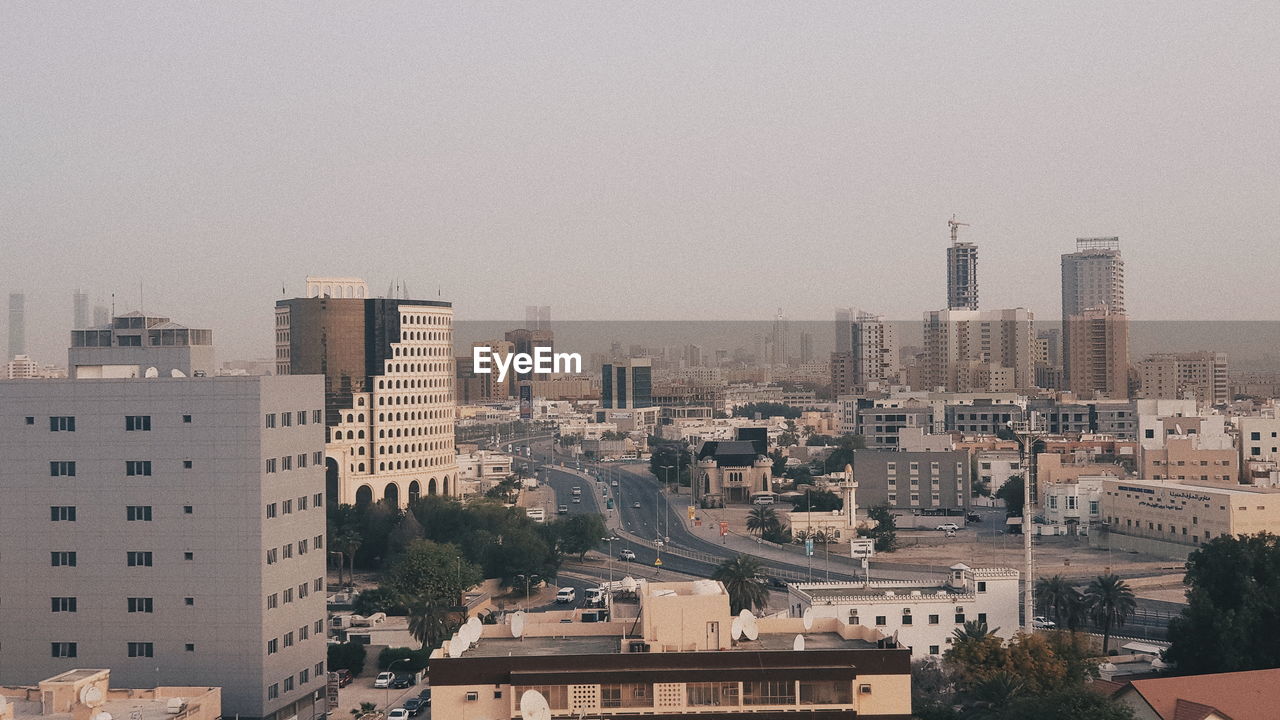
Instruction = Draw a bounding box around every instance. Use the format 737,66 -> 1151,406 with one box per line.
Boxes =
572,486 -> 582,495
373,672 -> 394,689
335,669 -> 353,687
572,497 -> 581,504
402,699 -> 424,716
558,505 -> 568,514
555,587 -> 576,604
1032,616 -> 1056,629
612,480 -> 619,487
936,523 -> 961,532
619,549 -> 636,561
417,688 -> 431,706
583,588 -> 605,606
391,674 -> 415,689
966,512 -> 983,523
766,576 -> 788,589
387,709 -> 409,720
632,501 -> 642,509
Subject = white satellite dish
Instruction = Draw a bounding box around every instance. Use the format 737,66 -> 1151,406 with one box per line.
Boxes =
793,634 -> 805,652
80,685 -> 104,707
92,712 -> 112,720
741,611 -> 759,641
621,576 -> 637,593
520,689 -> 551,720
802,607 -> 814,631
511,611 -> 526,638
144,366 -> 159,378
730,615 -> 744,641
467,615 -> 483,633
170,369 -> 186,378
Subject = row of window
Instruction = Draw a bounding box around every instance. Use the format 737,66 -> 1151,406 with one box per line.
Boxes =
266,662 -> 327,701
32,414 -> 193,432
52,596 -> 198,612
267,617 -> 326,653
266,453 -> 325,474
265,537 -> 324,565
52,641 -> 204,658
51,505 -> 198,521
854,611 -> 988,626
50,460 -> 200,477
265,410 -> 322,429
51,551 -> 196,566
508,681 -> 864,710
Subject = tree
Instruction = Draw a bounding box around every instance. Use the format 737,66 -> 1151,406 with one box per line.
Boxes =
1035,575 -> 1085,630
911,658 -> 960,720
824,433 -> 866,473
777,420 -> 800,447
733,402 -> 801,419
385,539 -> 483,608
327,641 -> 367,676
995,476 -> 1024,517
376,647 -> 431,672
746,505 -> 779,536
1166,532 -> 1280,674
990,688 -> 1135,720
406,599 -> 462,650
351,702 -> 377,718
648,441 -> 692,487
711,555 -> 769,615
550,513 -> 608,561
352,586 -> 405,616
387,512 -> 425,557
484,525 -> 560,590
1085,574 -> 1136,654
333,528 -> 363,587
944,621 -> 1006,689
860,503 -> 897,552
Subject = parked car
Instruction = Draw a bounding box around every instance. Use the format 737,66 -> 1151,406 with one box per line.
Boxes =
619,549 -> 636,561
612,480 -> 619,487
403,698 -> 424,716
1032,616 -> 1056,629
387,709 -> 409,720
558,505 -> 569,514
373,672 -> 394,689
766,577 -> 788,589
335,669 -> 353,688
936,522 -> 960,532
632,501 -> 642,508
391,674 -> 415,689
966,512 -> 983,523
417,688 -> 431,706
572,497 -> 581,504
555,587 -> 576,604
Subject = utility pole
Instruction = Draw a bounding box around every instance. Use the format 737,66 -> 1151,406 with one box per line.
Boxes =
1010,413 -> 1046,634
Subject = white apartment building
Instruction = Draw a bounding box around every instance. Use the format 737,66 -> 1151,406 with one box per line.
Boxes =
1239,415 -> 1280,486
788,564 -> 1020,658
1044,478 -> 1104,526
0,318 -> 327,720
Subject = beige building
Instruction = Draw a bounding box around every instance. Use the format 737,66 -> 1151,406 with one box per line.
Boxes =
921,308 -> 1035,392
427,579 -> 911,719
1066,308 -> 1129,400
1101,478 -> 1280,547
1,670 -> 220,720
1136,352 -> 1229,407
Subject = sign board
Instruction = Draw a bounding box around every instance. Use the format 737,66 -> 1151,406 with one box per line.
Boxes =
719,521 -> 729,537
687,506 -> 696,520
654,558 -> 663,567
804,538 -> 814,557
849,538 -> 875,558
327,672 -> 340,710
518,383 -> 533,420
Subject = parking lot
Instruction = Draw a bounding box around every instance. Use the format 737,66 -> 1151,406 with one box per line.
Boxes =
333,674 -> 431,719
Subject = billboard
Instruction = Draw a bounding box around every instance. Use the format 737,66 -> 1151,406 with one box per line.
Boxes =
518,382 -> 533,420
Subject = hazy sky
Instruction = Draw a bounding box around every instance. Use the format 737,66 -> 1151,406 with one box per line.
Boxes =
4,2 -> 1279,362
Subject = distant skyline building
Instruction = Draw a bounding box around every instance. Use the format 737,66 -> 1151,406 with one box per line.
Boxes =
524,305 -> 551,330
503,327 -> 554,380
1136,351 -> 1227,406
922,308 -> 1035,392
601,357 -> 652,409
834,308 -> 853,353
72,290 -> 89,329
946,218 -> 978,310
275,276 -> 458,507
1065,308 -> 1130,399
1061,237 -> 1125,380
8,292 -> 25,359
849,311 -> 899,390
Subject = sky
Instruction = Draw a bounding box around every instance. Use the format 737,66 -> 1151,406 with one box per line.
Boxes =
3,2 -> 1279,363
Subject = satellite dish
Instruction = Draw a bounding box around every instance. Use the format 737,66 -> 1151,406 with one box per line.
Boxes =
730,616 -> 744,641
621,576 -> 636,593
170,369 -> 186,378
511,611 -> 526,638
80,686 -> 104,707
802,607 -> 814,631
144,367 -> 159,378
793,634 -> 805,652
449,638 -> 466,658
92,712 -> 112,720
741,611 -> 759,641
520,689 -> 551,720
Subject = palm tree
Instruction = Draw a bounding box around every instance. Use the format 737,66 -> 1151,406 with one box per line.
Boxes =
951,620 -> 998,643
336,530 -> 363,587
711,555 -> 769,615
1034,575 -> 1084,629
1085,574 -> 1136,654
406,599 -> 460,650
746,506 -> 779,537
972,670 -> 1026,708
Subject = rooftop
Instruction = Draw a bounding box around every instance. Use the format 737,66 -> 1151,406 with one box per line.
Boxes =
461,630 -> 877,658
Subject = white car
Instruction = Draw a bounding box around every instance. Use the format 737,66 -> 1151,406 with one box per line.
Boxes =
936,523 -> 960,532
1032,616 -> 1056,629
387,709 -> 409,720
619,549 -> 636,561
374,672 -> 395,688
584,588 -> 605,606
555,587 -> 576,604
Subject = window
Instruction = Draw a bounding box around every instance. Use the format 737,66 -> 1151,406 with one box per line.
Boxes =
50,416 -> 76,432
265,413 -> 277,429
928,614 -> 939,625
185,643 -> 195,652
183,505 -> 193,514
128,597 -> 154,613
127,551 -> 153,567
300,625 -> 309,640
127,642 -> 154,658
298,539 -> 308,555
52,551 -> 77,567
268,638 -> 279,654
283,632 -> 294,648
283,588 -> 294,603
313,410 -> 322,424
875,615 -> 886,626
315,619 -> 324,634
929,645 -> 940,654
266,503 -> 277,519
266,548 -> 278,565
299,582 -> 309,598
50,506 -> 76,521
125,416 -> 151,431
799,680 -> 852,705
25,416 -> 35,425
126,506 -> 153,521
50,461 -> 76,477
182,415 -> 192,423
315,661 -> 325,677
314,535 -> 324,550
125,461 -> 152,476
297,453 -> 308,469
283,544 -> 293,559
51,642 -> 77,658
314,577 -> 323,592
743,680 -> 796,705
296,410 -> 307,426
185,597 -> 194,606
465,692 -> 477,702
183,551 -> 193,561
282,456 -> 292,471
183,460 -> 193,469
267,594 -> 278,609
51,597 -> 77,612
267,684 -> 279,700
977,581 -> 987,592
266,458 -> 277,474
298,495 -> 308,510
313,492 -> 324,506
283,499 -> 292,514
300,668 -> 310,684
901,610 -> 913,625
686,682 -> 739,706
978,613 -> 988,625
955,612 -> 966,624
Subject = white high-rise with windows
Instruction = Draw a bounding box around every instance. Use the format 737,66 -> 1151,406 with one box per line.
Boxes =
0,314 -> 327,720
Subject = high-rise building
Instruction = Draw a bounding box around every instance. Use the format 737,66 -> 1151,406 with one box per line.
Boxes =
8,292 -> 25,359
834,308 -> 853,354
465,339 -> 516,401
769,309 -> 788,367
0,317 -> 327,720
1136,351 -> 1227,406
503,327 -> 554,380
830,351 -> 855,397
849,312 -> 899,390
69,312 -> 215,378
73,290 -> 89,329
275,276 -> 458,507
601,357 -> 652,409
1065,308 -> 1129,399
946,220 -> 978,310
922,308 -> 1034,392
798,331 -> 814,365
1061,237 -> 1125,378
524,305 -> 551,330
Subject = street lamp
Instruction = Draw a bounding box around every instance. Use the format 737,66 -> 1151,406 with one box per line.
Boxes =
601,536 -> 619,609
385,657 -> 410,710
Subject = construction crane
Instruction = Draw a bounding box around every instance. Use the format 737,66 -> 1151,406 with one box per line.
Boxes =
948,214 -> 970,245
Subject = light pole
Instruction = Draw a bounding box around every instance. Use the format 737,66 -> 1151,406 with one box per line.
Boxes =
385,657 -> 410,710
602,536 -> 618,610
1010,413 -> 1046,634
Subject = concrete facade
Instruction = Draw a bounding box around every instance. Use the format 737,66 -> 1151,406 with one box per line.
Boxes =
852,449 -> 970,514
1101,478 -> 1280,548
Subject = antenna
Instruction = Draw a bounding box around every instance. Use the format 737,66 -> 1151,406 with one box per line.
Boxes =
520,690 -> 552,720
793,634 -> 805,652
